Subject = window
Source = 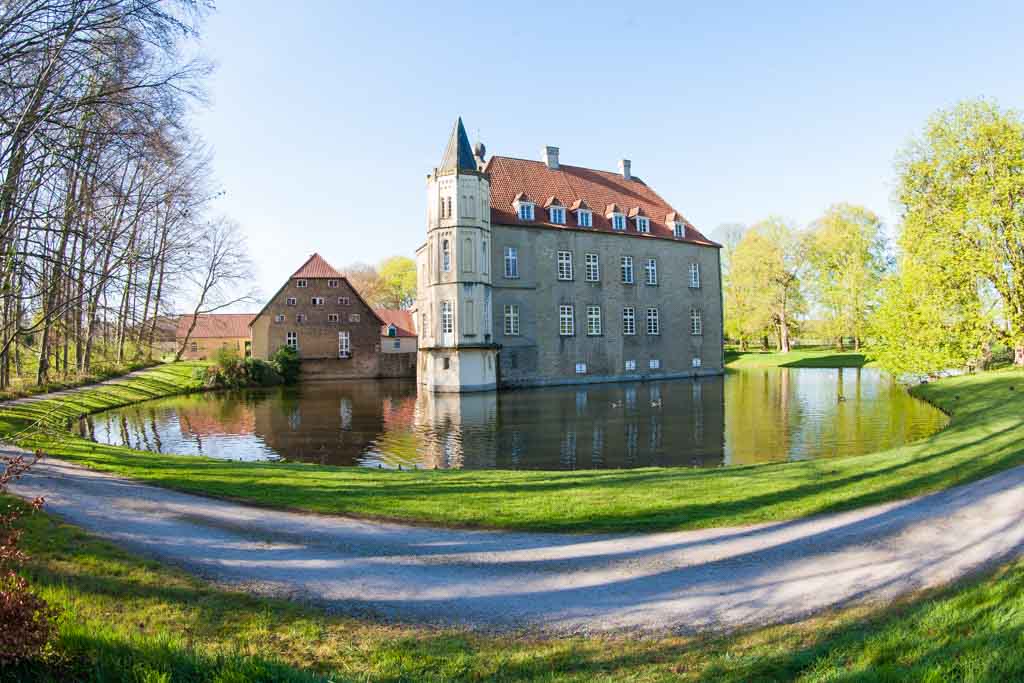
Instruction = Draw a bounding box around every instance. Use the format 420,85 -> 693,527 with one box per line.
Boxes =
549,206 -> 565,224
504,304 -> 520,336
692,357 -> 702,368
190,342 -> 198,353
646,308 -> 660,335
649,359 -> 661,369
577,210 -> 592,228
586,305 -> 602,336
311,296 -> 324,306
393,340 -> 402,349
441,301 -> 453,334
349,313 -> 360,323
585,253 -> 600,282
328,313 -> 339,322
296,279 -> 307,288
296,313 -> 306,323
387,324 -> 397,337
636,216 -> 650,233
674,222 -> 684,238
274,314 -> 285,323
611,214 -> 626,231
338,331 -> 350,358
559,304 -> 575,336
689,262 -> 701,288
328,279 -> 339,288
503,246 -> 519,278
286,331 -> 298,349
442,239 -> 451,272
518,203 -> 535,221
338,296 -> 350,305
575,362 -> 587,374
286,297 -> 297,306
623,307 -> 636,335
557,251 -> 573,281
625,359 -> 637,371
690,308 -> 703,335
621,256 -> 634,284
481,240 -> 489,275
645,258 -> 658,285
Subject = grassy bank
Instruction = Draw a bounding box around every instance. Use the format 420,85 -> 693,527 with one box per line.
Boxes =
0,359 -> 160,402
6,496 -> 1023,681
725,347 -> 873,368
1,357 -> 1022,533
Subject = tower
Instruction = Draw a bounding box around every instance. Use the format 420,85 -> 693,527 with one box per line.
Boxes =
415,118 -> 498,392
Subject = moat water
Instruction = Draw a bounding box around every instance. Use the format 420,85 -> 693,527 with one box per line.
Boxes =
77,367 -> 948,470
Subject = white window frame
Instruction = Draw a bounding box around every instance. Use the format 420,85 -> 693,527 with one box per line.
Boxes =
328,279 -> 339,288
442,239 -> 451,272
586,305 -> 602,336
559,304 -> 575,336
286,331 -> 298,350
636,216 -> 650,233
575,362 -> 587,374
286,297 -> 297,306
625,359 -> 637,371
557,251 -> 573,281
338,331 -> 350,358
349,313 -> 361,323
274,314 -> 285,323
311,296 -> 325,306
338,296 -> 350,305
549,206 -> 565,224
503,304 -> 520,336
690,308 -> 703,336
518,202 -> 535,221
503,246 -> 519,279
623,307 -> 636,336
647,308 -> 660,335
327,313 -> 339,322
441,301 -> 454,334
649,359 -> 661,369
621,256 -> 634,284
577,210 -> 592,228
645,258 -> 658,286
296,279 -> 307,288
296,313 -> 306,323
689,262 -> 701,289
585,253 -> 600,282
611,214 -> 626,231
674,222 -> 684,238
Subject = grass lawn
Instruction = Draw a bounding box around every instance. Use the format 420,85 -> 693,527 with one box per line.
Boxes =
5,495 -> 1024,681
1,358 -> 1023,533
725,347 -> 874,369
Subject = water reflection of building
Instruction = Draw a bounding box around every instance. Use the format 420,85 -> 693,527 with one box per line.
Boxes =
414,391 -> 499,469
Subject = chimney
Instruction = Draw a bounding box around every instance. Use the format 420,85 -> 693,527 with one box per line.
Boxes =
619,159 -> 632,180
542,145 -> 560,170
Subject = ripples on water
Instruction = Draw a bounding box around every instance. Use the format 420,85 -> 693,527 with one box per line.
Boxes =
77,368 -> 948,470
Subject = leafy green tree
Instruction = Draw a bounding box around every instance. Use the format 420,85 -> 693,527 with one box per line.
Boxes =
806,204 -> 888,350
378,256 -> 417,309
876,99 -> 1024,372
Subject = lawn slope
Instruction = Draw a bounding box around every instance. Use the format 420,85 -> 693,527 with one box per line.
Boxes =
0,359 -> 1021,533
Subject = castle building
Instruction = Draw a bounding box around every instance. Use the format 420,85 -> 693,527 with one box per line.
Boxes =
415,118 -> 723,393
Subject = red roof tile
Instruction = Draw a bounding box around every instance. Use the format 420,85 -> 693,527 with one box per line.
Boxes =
176,313 -> 255,339
484,156 -> 718,246
291,253 -> 344,279
374,308 -> 416,337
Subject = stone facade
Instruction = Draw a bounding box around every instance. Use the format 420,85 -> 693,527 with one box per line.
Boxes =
178,335 -> 250,361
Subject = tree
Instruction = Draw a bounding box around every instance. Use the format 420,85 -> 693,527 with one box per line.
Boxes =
876,99 -> 1024,371
736,218 -> 806,352
724,230 -> 776,349
806,204 -> 888,350
343,262 -> 383,306
377,256 -> 416,309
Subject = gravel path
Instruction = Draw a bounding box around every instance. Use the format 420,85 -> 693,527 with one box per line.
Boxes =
8,454 -> 1024,635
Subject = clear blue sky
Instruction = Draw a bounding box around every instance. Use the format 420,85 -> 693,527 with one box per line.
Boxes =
192,0 -> 1024,295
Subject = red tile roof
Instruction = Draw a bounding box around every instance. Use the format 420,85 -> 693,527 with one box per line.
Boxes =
176,313 -> 255,339
484,156 -> 718,246
291,253 -> 344,279
374,308 -> 416,337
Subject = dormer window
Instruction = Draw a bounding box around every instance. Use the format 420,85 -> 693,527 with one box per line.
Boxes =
674,222 -> 684,238
636,217 -> 650,233
387,324 -> 398,337
577,210 -> 592,228
549,206 -> 565,224
513,192 -> 535,221
611,214 -> 625,231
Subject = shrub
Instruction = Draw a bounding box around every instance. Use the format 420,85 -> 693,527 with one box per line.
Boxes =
0,452 -> 56,664
270,345 -> 301,384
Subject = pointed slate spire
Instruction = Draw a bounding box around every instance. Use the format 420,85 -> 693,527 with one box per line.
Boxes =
439,117 -> 478,172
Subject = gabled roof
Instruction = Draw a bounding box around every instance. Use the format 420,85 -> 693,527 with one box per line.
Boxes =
374,308 -> 417,337
176,313 -> 255,339
627,206 -> 646,218
291,253 -> 343,279
512,191 -> 533,205
570,198 -> 591,211
439,117 -> 478,172
484,156 -> 718,246
543,196 -> 563,208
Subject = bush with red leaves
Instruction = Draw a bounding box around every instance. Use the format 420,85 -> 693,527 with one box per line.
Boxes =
0,451 -> 56,664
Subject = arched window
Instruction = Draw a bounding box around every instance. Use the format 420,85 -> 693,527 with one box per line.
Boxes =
442,239 -> 451,272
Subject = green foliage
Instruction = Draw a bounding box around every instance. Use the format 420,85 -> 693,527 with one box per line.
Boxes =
201,348 -> 282,389
875,98 -> 1024,374
377,255 -> 417,309
270,345 -> 300,384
